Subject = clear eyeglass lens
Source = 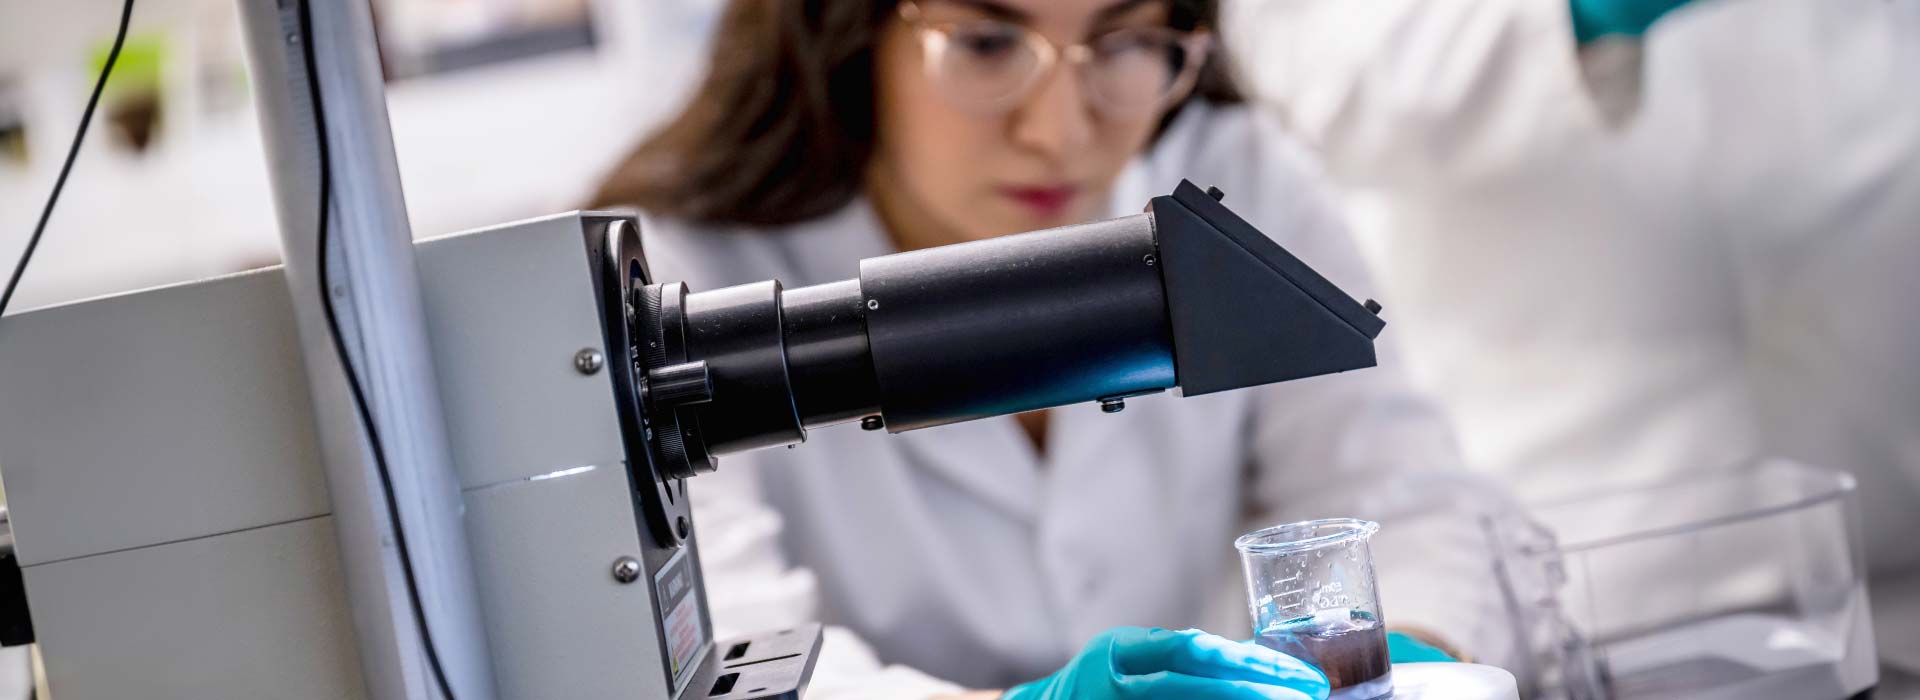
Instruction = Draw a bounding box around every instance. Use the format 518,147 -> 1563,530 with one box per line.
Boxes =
930,21 -> 1043,107
1085,28 -> 1188,114
926,22 -> 1193,116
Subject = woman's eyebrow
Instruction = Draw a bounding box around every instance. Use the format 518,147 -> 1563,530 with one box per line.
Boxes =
929,0 -> 1164,27
934,0 -> 1028,22
1092,0 -> 1163,26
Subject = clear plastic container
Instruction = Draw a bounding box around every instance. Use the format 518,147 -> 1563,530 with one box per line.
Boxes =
1489,459 -> 1879,699
1238,518 -> 1393,700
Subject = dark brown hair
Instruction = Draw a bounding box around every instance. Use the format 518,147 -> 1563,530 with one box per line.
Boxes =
588,0 -> 1236,226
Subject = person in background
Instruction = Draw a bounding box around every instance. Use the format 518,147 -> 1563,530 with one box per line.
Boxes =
1224,0 -> 1920,675
592,0 -> 1513,698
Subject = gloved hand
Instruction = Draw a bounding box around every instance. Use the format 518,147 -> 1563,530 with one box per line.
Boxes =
1568,0 -> 1699,42
1003,627 -> 1328,700
1386,631 -> 1457,664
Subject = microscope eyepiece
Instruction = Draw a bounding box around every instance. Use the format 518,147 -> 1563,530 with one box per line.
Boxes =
620,180 -> 1386,483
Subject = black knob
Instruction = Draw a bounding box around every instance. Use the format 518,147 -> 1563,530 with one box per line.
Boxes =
649,361 -> 714,406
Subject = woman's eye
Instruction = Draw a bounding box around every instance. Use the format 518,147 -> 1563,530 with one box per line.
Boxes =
1093,29 -> 1173,59
952,26 -> 1023,58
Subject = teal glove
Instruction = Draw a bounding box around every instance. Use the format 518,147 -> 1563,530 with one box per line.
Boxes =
1386,632 -> 1456,664
1004,627 -> 1329,700
1568,0 -> 1697,42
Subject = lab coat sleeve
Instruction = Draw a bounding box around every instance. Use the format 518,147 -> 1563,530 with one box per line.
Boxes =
1220,0 -> 1608,187
690,460 -> 963,699
1163,114 -> 1531,668
1241,341 -> 1528,669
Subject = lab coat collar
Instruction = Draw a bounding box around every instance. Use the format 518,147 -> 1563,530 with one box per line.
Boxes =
780,197 -> 897,286
781,188 -> 1145,284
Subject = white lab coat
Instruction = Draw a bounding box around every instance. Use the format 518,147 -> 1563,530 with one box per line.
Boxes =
1225,0 -> 1920,668
636,103 -> 1517,695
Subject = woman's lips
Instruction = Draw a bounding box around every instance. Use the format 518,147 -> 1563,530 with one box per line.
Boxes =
999,185 -> 1080,218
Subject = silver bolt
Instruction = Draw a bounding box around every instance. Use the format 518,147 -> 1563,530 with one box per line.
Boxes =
866,299 -> 880,310
1143,254 -> 1157,267
1099,398 -> 1126,414
612,557 -> 642,584
574,348 -> 605,375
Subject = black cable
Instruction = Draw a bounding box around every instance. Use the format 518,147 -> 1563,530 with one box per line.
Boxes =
0,0 -> 135,318
9,3 -> 459,694
294,2 -> 459,698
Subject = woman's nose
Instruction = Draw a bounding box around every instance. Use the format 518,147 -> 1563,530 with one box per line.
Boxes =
1008,63 -> 1095,162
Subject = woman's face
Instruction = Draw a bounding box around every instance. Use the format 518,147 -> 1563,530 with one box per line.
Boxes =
868,0 -> 1186,247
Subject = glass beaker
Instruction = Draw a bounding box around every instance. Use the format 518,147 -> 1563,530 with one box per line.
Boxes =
1238,518 -> 1393,700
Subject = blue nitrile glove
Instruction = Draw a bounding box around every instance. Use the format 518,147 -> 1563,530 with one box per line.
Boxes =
1568,0 -> 1698,43
1387,631 -> 1457,664
1004,627 -> 1330,700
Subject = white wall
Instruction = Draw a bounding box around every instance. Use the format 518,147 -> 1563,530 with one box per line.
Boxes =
0,0 -> 721,312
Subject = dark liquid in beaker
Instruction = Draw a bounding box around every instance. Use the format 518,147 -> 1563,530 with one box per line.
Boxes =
1257,609 -> 1392,700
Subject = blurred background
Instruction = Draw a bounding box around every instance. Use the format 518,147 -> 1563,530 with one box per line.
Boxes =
0,0 -> 719,312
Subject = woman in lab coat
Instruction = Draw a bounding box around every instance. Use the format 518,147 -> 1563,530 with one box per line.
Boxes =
591,1 -> 1508,697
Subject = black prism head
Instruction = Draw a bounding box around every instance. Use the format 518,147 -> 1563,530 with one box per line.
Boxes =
1150,180 -> 1386,396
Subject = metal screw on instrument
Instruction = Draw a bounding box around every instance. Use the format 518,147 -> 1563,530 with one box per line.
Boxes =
860,415 -> 885,431
612,557 -> 642,584
1100,398 -> 1126,414
866,299 -> 880,310
574,348 -> 605,375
